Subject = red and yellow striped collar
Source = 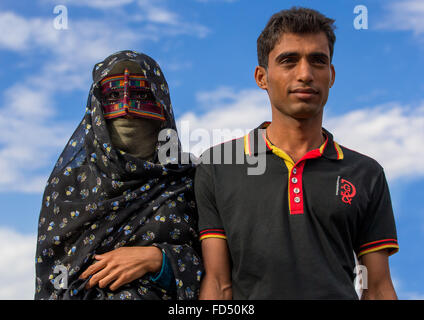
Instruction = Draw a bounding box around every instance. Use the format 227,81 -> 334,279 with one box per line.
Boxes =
244,121 -> 344,161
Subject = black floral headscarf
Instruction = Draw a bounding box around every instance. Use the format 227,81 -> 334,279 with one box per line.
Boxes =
34,50 -> 203,300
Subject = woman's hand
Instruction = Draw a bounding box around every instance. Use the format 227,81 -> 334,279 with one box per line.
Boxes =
79,246 -> 163,291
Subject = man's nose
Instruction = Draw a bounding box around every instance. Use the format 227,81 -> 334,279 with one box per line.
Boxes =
296,59 -> 314,83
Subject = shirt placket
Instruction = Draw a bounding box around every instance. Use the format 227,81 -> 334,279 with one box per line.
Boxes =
287,149 -> 322,215
288,161 -> 306,215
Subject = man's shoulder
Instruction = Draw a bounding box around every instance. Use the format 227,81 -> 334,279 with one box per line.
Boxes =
198,136 -> 246,165
338,143 -> 384,172
207,136 -> 245,151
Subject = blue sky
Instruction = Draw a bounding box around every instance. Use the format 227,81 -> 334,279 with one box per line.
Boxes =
0,0 -> 423,299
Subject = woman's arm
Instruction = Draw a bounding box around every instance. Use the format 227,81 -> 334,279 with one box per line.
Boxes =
79,246 -> 162,291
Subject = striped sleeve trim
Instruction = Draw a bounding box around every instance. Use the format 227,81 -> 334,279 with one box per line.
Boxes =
357,238 -> 399,257
199,228 -> 227,241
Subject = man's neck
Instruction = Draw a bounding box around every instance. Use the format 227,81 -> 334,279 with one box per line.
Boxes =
266,110 -> 324,164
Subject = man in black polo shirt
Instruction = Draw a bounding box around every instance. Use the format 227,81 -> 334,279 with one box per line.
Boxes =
195,7 -> 399,300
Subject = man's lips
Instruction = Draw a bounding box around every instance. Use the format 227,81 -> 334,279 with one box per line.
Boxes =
289,87 -> 318,99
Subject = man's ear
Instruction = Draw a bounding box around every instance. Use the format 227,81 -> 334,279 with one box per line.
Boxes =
329,64 -> 336,88
254,66 -> 268,90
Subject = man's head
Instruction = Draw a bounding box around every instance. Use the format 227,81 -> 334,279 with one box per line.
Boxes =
255,7 -> 336,121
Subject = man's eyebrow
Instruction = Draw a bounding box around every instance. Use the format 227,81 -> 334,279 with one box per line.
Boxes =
275,51 -> 300,62
275,51 -> 330,62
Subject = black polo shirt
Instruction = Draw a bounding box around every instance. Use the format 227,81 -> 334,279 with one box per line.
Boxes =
195,122 -> 398,300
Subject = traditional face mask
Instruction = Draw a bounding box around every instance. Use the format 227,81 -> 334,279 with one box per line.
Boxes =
100,68 -> 166,121
106,117 -> 160,160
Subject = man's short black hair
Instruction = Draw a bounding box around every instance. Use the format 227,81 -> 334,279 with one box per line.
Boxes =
257,7 -> 336,68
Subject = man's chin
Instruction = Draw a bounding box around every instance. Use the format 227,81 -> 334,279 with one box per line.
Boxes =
279,102 -> 323,120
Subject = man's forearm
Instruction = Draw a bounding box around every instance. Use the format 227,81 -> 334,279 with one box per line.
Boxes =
199,275 -> 232,300
361,282 -> 398,300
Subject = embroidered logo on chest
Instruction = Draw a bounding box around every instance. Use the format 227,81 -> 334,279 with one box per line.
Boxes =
336,176 -> 357,205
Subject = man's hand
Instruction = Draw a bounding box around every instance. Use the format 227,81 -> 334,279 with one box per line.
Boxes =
79,246 -> 163,291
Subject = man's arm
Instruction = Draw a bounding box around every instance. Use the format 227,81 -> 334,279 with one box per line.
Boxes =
359,250 -> 397,300
199,238 -> 232,300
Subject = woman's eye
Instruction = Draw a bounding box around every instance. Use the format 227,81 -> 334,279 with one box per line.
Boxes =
107,92 -> 120,99
132,91 -> 152,100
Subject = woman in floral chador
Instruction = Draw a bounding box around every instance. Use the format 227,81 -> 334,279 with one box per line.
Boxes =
35,50 -> 202,300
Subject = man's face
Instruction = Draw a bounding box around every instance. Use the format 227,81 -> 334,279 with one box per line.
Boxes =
255,32 -> 335,120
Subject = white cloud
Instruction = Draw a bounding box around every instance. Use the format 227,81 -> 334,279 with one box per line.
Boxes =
44,0 -> 210,38
390,274 -> 424,300
378,0 -> 424,35
44,0 -> 134,9
0,228 -> 36,300
3,85 -> 53,118
135,0 -> 210,38
0,11 -> 145,90
0,85 -> 72,193
325,103 -> 424,181
402,292 -> 424,300
0,5 -> 207,90
177,87 -> 424,182
137,0 -> 179,25
0,11 -> 37,50
0,4 -> 210,92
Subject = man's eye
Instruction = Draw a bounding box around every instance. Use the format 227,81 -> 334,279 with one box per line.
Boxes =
281,58 -> 296,64
312,57 -> 327,64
